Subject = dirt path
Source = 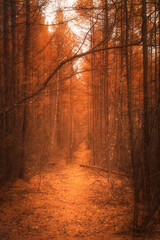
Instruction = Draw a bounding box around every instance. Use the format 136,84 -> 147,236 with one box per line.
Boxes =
0,142 -> 136,240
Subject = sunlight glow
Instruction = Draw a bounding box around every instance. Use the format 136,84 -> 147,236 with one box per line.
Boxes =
44,0 -> 90,76
44,0 -> 88,50
45,0 -> 77,32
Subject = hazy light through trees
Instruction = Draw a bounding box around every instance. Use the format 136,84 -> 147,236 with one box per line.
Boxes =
0,0 -> 159,238
44,0 -> 91,80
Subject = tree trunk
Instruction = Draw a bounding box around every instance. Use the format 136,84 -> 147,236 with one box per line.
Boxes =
104,0 -> 109,149
20,0 -> 31,178
11,0 -> 16,104
68,65 -> 73,162
120,0 -> 124,168
125,0 -> 139,231
90,0 -> 95,165
142,0 -> 150,199
157,0 -> 160,187
3,0 -> 11,134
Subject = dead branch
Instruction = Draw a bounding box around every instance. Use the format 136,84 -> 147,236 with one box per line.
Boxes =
79,164 -> 130,178
0,39 -> 142,114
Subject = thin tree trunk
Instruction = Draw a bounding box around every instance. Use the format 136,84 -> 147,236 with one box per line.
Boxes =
56,69 -> 61,147
3,0 -> 9,105
3,0 -> 12,179
10,0 -> 17,177
20,0 -> 31,178
154,0 -> 157,101
120,0 -> 124,167
104,0 -> 109,146
157,0 -> 160,184
3,0 -> 10,134
11,0 -> 16,104
90,0 -> 95,165
142,0 -> 150,199
52,71 -> 60,144
125,0 -> 139,231
68,65 -> 73,162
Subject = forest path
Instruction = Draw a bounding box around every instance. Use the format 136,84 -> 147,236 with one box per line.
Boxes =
0,142 -> 134,240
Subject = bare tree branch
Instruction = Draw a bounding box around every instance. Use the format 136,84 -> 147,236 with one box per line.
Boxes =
0,38 -> 142,114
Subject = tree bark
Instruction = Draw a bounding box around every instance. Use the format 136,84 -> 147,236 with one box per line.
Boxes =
3,0 -> 11,135
68,64 -> 73,162
20,0 -> 31,178
125,0 -> 139,231
104,0 -> 109,147
142,0 -> 150,199
3,0 -> 10,107
11,0 -> 16,104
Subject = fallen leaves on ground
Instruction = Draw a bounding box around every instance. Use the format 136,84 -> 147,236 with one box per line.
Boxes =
0,142 -> 158,240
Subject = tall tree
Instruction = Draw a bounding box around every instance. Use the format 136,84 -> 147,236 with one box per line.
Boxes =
142,0 -> 150,199
20,0 -> 31,178
11,0 -> 16,105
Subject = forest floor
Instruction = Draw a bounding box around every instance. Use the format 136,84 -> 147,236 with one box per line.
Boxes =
0,142 -> 159,240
